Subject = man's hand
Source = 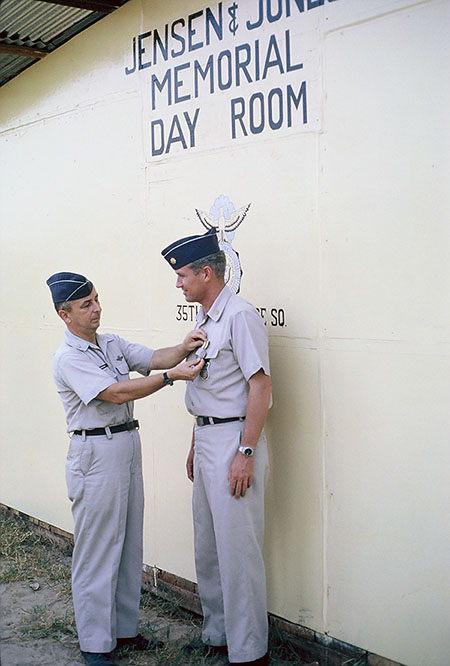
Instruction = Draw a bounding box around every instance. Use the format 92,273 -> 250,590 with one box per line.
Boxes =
149,330 -> 207,371
170,357 -> 204,382
182,329 -> 207,355
97,357 -> 204,404
228,452 -> 254,498
186,445 -> 195,482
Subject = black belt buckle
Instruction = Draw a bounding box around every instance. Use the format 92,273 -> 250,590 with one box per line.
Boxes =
126,420 -> 139,431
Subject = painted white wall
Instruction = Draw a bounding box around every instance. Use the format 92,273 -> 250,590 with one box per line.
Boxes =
1,1 -> 449,664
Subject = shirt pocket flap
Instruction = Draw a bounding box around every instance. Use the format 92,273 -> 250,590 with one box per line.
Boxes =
115,360 -> 129,375
203,346 -> 219,360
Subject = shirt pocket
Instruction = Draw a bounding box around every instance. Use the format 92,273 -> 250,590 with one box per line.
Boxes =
114,359 -> 130,378
95,360 -> 129,416
198,347 -> 219,382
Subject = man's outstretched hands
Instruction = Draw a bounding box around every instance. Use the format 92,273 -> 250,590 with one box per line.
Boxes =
170,357 -> 204,382
182,329 -> 207,355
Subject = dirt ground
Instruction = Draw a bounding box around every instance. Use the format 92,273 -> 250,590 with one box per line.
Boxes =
0,509 -> 307,666
0,575 -> 226,666
0,508 -> 226,666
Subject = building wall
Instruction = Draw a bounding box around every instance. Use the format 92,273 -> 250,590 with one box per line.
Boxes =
1,1 -> 449,665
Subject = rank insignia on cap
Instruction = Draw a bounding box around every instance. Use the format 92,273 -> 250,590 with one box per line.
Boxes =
161,229 -> 220,270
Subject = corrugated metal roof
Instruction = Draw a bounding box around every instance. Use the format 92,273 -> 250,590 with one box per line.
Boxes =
1,0 -> 92,42
0,0 -> 129,87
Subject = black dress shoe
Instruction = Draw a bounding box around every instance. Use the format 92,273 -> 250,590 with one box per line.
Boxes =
183,639 -> 228,657
116,633 -> 163,651
80,652 -> 117,666
228,652 -> 269,665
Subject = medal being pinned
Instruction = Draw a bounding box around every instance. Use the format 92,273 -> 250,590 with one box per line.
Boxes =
195,339 -> 211,380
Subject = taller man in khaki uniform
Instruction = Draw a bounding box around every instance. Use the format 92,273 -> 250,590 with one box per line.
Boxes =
162,231 -> 272,666
46,272 -> 205,666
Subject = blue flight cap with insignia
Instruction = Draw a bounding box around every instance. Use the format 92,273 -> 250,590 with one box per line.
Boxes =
46,272 -> 93,303
161,229 -> 220,269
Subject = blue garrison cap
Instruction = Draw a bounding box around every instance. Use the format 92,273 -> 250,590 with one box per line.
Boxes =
161,229 -> 220,269
46,272 -> 93,303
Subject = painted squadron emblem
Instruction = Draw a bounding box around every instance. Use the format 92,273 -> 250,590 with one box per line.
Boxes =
195,194 -> 250,294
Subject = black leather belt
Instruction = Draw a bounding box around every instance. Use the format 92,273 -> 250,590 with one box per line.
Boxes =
196,416 -> 245,427
73,420 -> 139,436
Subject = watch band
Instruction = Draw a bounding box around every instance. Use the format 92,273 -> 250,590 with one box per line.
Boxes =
238,445 -> 254,457
163,371 -> 174,386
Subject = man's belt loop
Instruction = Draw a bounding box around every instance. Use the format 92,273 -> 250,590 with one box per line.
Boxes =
105,426 -> 113,440
81,430 -> 86,442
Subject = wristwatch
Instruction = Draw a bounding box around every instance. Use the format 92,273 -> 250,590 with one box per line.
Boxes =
162,372 -> 174,386
238,445 -> 254,457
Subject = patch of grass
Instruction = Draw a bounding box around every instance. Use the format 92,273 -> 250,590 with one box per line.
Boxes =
140,588 -> 201,625
138,592 -> 305,665
268,620 -> 306,663
0,511 -> 42,558
342,658 -> 366,666
19,604 -> 77,640
120,639 -> 228,666
0,509 -> 72,586
139,590 -> 310,664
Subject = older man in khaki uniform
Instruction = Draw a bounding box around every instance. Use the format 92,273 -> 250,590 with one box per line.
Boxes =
46,272 -> 205,666
162,231 -> 272,666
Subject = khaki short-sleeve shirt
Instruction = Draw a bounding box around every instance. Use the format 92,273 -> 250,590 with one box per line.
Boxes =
185,286 -> 270,418
53,329 -> 154,432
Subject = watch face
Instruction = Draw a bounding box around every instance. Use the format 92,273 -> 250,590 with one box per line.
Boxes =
243,447 -> 252,456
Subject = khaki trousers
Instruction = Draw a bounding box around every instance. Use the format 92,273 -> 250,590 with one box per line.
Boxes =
66,429 -> 144,653
193,421 -> 269,663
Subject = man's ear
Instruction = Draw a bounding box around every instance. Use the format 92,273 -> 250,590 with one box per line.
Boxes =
202,266 -> 213,282
58,309 -> 71,324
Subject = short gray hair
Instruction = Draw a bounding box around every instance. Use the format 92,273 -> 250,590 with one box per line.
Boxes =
54,301 -> 72,314
189,251 -> 226,279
